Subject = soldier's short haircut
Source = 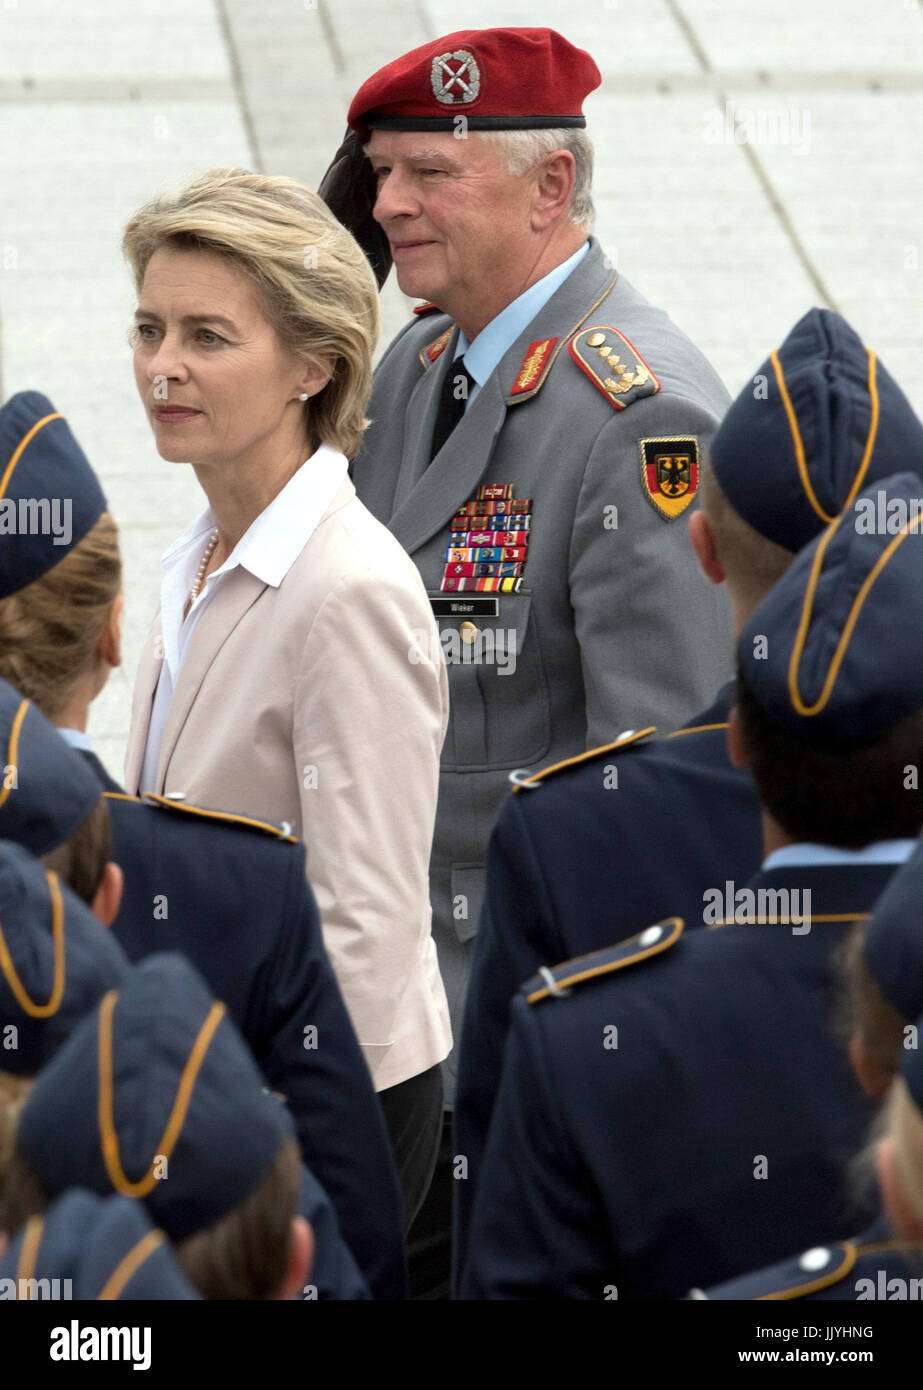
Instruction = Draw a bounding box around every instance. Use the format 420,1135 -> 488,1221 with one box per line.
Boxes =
3,1130 -> 302,1300
735,661 -> 923,849
123,168 -> 381,460
40,798 -> 112,908
699,458 -> 794,616
480,128 -> 596,231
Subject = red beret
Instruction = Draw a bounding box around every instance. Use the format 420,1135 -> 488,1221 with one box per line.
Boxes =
348,28 -> 601,140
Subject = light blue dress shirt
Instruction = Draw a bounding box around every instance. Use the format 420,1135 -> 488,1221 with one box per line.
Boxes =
454,241 -> 590,408
762,840 -> 918,871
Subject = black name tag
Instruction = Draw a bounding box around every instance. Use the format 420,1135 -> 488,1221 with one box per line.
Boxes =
429,596 -> 500,617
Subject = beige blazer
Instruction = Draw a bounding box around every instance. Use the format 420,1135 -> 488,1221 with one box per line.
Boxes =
125,477 -> 452,1091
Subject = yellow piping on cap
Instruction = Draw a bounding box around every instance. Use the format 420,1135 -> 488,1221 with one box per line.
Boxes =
98,992 -> 226,1199
0,412 -> 63,503
97,1229 -> 166,1300
16,1214 -> 44,1296
840,350 -> 879,510
771,347 -> 880,526
0,697 -> 29,811
787,502 -> 923,718
0,870 -> 66,1017
772,350 -> 832,525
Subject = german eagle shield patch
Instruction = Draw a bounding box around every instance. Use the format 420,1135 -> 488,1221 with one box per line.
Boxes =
639,436 -> 700,520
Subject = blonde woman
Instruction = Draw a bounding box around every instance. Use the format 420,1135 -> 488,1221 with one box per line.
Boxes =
121,170 -> 451,1228
0,390 -> 406,1294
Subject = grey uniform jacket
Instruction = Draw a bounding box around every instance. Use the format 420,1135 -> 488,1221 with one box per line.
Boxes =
351,238 -> 734,1088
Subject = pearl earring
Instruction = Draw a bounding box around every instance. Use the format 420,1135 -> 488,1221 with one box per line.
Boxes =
299,392 -> 309,401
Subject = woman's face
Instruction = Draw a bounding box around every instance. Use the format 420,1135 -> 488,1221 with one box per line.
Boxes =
132,246 -> 327,467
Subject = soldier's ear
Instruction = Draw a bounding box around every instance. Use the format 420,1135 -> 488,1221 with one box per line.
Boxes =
849,1033 -> 891,1098
726,704 -> 749,770
877,1135 -> 923,1242
689,510 -> 725,587
276,1215 -> 314,1301
90,861 -> 123,928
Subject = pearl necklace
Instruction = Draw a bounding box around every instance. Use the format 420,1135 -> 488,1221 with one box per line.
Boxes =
189,529 -> 219,605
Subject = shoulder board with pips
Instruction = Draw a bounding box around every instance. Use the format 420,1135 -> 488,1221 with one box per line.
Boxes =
523,917 -> 683,1005
509,726 -> 656,793
569,326 -> 661,411
139,791 -> 298,842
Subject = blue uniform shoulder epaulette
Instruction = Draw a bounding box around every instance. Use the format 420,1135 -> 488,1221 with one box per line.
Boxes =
523,917 -> 683,1004
126,791 -> 299,843
568,325 -> 661,412
509,726 -> 656,794
690,1237 -> 923,1301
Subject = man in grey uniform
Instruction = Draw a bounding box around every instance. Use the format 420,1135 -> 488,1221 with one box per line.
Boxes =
341,25 -> 733,1293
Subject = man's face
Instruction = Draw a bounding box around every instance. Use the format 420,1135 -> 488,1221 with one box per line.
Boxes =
367,130 -> 536,329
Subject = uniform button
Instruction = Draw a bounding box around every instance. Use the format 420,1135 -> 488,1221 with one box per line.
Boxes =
587,332 -> 607,348
639,925 -> 663,947
164,791 -> 186,801
459,621 -> 479,644
798,1248 -> 831,1272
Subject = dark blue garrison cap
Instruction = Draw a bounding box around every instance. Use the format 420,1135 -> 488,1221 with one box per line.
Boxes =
16,952 -> 295,1239
0,677 -> 103,855
0,390 -> 107,600
0,1188 -> 198,1299
739,472 -> 923,748
710,309 -> 923,552
0,840 -> 128,1077
863,842 -> 923,1022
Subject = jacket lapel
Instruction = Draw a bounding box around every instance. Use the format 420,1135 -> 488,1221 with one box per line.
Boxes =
155,567 -> 267,790
389,367 -> 508,555
124,622 -> 163,794
387,239 -> 617,557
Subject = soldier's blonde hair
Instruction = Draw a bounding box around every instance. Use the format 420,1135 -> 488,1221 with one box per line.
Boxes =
886,1078 -> 923,1233
699,457 -> 795,615
122,169 -> 380,460
0,512 -> 121,722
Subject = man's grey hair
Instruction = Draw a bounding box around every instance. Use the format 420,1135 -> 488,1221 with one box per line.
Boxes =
481,128 -> 595,232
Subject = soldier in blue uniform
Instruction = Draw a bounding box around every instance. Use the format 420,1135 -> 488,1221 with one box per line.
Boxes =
0,1189 -> 200,1301
5,952 -> 367,1299
462,470 -> 923,1298
0,392 -> 405,1299
697,849 -> 923,1300
455,309 -> 923,1281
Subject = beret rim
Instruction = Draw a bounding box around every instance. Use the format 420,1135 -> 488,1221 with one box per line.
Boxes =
363,113 -> 587,131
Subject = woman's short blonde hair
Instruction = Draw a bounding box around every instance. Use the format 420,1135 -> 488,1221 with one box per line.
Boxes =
122,168 -> 381,460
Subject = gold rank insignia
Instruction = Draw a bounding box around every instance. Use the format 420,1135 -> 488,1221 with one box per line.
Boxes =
420,327 -> 453,367
568,326 -> 660,410
639,436 -> 700,520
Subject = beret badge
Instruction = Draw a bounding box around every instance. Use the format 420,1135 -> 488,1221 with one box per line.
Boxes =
430,48 -> 481,105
